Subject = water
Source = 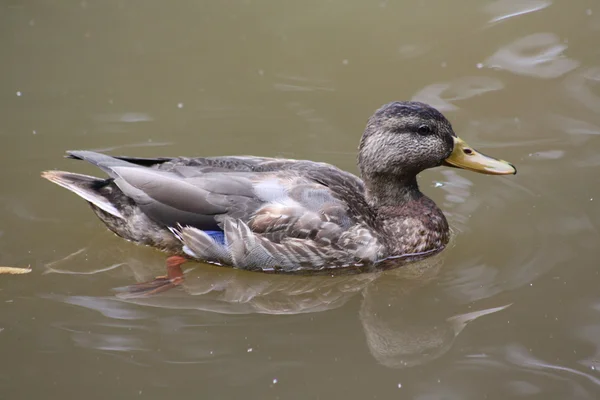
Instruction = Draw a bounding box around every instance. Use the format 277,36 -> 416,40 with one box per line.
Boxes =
2,0 -> 600,398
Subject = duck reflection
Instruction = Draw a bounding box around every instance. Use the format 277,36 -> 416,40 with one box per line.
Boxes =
45,240 -> 509,368
96,248 -> 508,368
119,259 -> 378,315
360,270 -> 510,368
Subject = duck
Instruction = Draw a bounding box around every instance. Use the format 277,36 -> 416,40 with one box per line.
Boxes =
42,101 -> 516,295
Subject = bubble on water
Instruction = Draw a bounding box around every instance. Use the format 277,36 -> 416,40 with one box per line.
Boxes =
342,59 -> 349,65
586,9 -> 592,16
177,103 -> 184,109
272,378 -> 278,384
397,383 -> 402,388
476,63 -> 484,69
33,130 -> 37,135
247,347 -> 253,353
16,91 -> 22,97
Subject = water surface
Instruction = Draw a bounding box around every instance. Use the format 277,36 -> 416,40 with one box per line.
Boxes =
2,1 -> 600,398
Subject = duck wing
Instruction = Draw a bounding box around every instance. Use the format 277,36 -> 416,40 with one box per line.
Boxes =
66,151 -> 374,235
67,150 -> 383,270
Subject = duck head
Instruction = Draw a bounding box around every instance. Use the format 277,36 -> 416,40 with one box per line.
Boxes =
358,102 -> 516,201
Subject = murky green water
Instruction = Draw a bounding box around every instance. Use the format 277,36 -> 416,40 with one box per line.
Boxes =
2,0 -> 600,398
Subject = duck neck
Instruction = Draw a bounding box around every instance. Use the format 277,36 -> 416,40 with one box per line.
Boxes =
363,173 -> 450,256
364,173 -> 422,208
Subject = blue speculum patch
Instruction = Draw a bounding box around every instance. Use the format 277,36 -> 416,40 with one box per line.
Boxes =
204,230 -> 226,245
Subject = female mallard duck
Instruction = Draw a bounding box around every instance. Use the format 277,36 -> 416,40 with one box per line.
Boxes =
42,101 -> 515,295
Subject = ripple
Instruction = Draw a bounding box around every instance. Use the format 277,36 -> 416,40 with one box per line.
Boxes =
576,322 -> 600,371
484,0 -> 551,24
412,77 -> 504,112
71,330 -> 147,352
273,74 -> 334,92
529,150 -> 565,160
454,344 -> 600,397
564,67 -> 600,113
553,115 -> 600,136
546,114 -> 600,148
93,112 -> 153,123
485,33 -> 579,78
286,101 -> 340,140
506,380 -> 542,395
505,344 -> 600,387
44,294 -> 151,320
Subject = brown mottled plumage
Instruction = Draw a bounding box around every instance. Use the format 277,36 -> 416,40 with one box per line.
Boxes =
42,101 -> 516,293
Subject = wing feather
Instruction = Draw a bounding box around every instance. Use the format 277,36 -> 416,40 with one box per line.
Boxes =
64,150 -> 384,270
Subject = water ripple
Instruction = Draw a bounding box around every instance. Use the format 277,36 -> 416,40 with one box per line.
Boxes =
505,344 -> 600,387
454,345 -> 598,398
484,0 -> 551,24
43,294 -> 151,320
485,33 -> 579,78
564,67 -> 600,113
412,77 -> 504,112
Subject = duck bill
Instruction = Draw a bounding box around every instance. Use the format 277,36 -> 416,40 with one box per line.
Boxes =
442,137 -> 516,175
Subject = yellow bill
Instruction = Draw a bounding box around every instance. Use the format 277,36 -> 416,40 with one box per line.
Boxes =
443,137 -> 516,175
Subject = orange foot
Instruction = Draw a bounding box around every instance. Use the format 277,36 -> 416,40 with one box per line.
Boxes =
116,255 -> 187,297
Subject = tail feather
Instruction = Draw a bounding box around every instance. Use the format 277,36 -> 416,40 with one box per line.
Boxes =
41,170 -> 124,219
65,150 -> 136,177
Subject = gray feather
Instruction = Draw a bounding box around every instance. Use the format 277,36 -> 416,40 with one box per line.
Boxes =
41,171 -> 124,219
50,150 -> 387,271
67,150 -> 138,178
175,227 -> 233,264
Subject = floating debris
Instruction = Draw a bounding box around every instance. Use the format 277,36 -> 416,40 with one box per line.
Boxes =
0,266 -> 32,275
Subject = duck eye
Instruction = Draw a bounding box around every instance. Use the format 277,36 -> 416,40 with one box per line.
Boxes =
417,125 -> 432,135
